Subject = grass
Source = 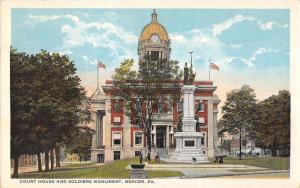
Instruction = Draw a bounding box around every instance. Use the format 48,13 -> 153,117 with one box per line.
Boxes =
61,162 -> 96,169
223,157 -> 289,170
146,160 -> 167,164
228,169 -> 269,173
18,158 -> 183,179
147,170 -> 183,178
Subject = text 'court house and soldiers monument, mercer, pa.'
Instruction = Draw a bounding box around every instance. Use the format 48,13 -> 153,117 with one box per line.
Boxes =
90,10 -> 220,163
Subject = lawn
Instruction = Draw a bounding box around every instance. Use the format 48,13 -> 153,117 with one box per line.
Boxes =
61,162 -> 96,169
18,158 -> 183,179
223,157 -> 289,170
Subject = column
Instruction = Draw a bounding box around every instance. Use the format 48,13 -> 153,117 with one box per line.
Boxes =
170,126 -> 173,145
190,92 -> 195,117
96,111 -> 104,148
213,111 -> 219,151
183,91 -> 189,118
166,127 -> 169,148
153,126 -> 156,147
96,112 -> 100,147
99,113 -> 103,146
183,86 -> 195,119
124,116 -> 131,148
207,101 -> 214,157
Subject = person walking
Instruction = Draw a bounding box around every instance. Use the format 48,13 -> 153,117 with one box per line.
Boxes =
139,149 -> 143,164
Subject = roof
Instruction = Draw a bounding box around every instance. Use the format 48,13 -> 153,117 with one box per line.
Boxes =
139,9 -> 169,42
139,22 -> 169,42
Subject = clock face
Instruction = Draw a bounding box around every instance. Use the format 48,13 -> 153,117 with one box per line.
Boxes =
151,34 -> 160,43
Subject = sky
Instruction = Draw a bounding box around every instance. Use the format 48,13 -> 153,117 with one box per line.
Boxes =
11,9 -> 290,106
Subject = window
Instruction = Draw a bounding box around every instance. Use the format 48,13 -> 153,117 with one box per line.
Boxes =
201,137 -> 205,145
114,151 -> 121,160
151,51 -> 159,61
135,151 -> 140,157
114,102 -> 121,112
197,101 -> 205,112
97,154 -> 105,163
151,134 -> 155,145
177,102 -> 183,112
158,103 -> 164,113
135,132 -> 142,145
166,103 -> 172,113
113,133 -> 121,146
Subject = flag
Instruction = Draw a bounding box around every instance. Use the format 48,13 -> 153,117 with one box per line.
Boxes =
98,61 -> 106,69
210,62 -> 219,71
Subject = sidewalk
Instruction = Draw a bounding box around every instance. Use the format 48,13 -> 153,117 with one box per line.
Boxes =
139,163 -> 289,178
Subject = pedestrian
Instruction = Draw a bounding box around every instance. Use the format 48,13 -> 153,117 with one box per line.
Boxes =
155,153 -> 160,163
139,149 -> 143,164
146,152 -> 151,162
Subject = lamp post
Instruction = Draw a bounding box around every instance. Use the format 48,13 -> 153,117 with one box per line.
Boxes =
235,127 -> 242,160
239,127 -> 242,160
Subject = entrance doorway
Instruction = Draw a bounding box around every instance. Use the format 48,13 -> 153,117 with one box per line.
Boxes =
156,127 -> 166,148
97,154 -> 104,163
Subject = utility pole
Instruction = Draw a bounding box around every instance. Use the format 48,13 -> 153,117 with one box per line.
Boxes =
239,127 -> 242,160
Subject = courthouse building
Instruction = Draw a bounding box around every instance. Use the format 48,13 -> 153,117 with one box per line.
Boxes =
90,10 -> 220,163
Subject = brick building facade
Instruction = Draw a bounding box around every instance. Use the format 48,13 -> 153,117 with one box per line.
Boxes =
90,10 -> 220,163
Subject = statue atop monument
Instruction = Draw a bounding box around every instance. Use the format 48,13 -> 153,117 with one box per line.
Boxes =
183,62 -> 189,84
183,62 -> 196,85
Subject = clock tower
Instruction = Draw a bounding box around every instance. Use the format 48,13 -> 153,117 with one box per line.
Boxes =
138,9 -> 171,64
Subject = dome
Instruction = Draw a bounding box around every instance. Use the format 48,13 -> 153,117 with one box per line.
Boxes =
139,9 -> 169,42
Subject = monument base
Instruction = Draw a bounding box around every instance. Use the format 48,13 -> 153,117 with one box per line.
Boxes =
169,132 -> 209,163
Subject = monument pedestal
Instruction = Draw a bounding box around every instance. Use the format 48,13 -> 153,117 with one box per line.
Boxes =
170,85 -> 208,163
129,164 -> 147,179
170,132 -> 208,162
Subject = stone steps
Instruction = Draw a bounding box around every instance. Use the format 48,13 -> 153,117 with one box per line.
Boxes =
156,148 -> 168,158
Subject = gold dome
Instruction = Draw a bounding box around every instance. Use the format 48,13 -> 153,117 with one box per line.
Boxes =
139,9 -> 169,42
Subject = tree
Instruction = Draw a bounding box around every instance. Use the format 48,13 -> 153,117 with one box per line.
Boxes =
10,48 -> 91,176
250,90 -> 290,156
33,50 -> 91,169
218,85 -> 257,159
10,48 -> 35,177
112,56 -> 181,158
65,127 -> 94,161
222,140 -> 232,154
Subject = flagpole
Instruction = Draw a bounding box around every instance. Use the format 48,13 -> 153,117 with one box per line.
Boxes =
97,60 -> 99,89
209,64 -> 211,81
208,59 -> 211,81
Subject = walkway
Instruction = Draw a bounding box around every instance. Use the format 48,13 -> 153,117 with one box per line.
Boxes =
141,163 -> 289,178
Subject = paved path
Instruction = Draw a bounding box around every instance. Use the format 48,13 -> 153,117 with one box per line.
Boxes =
143,163 -> 262,178
145,163 -> 266,169
209,171 -> 289,179
138,163 -> 289,178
